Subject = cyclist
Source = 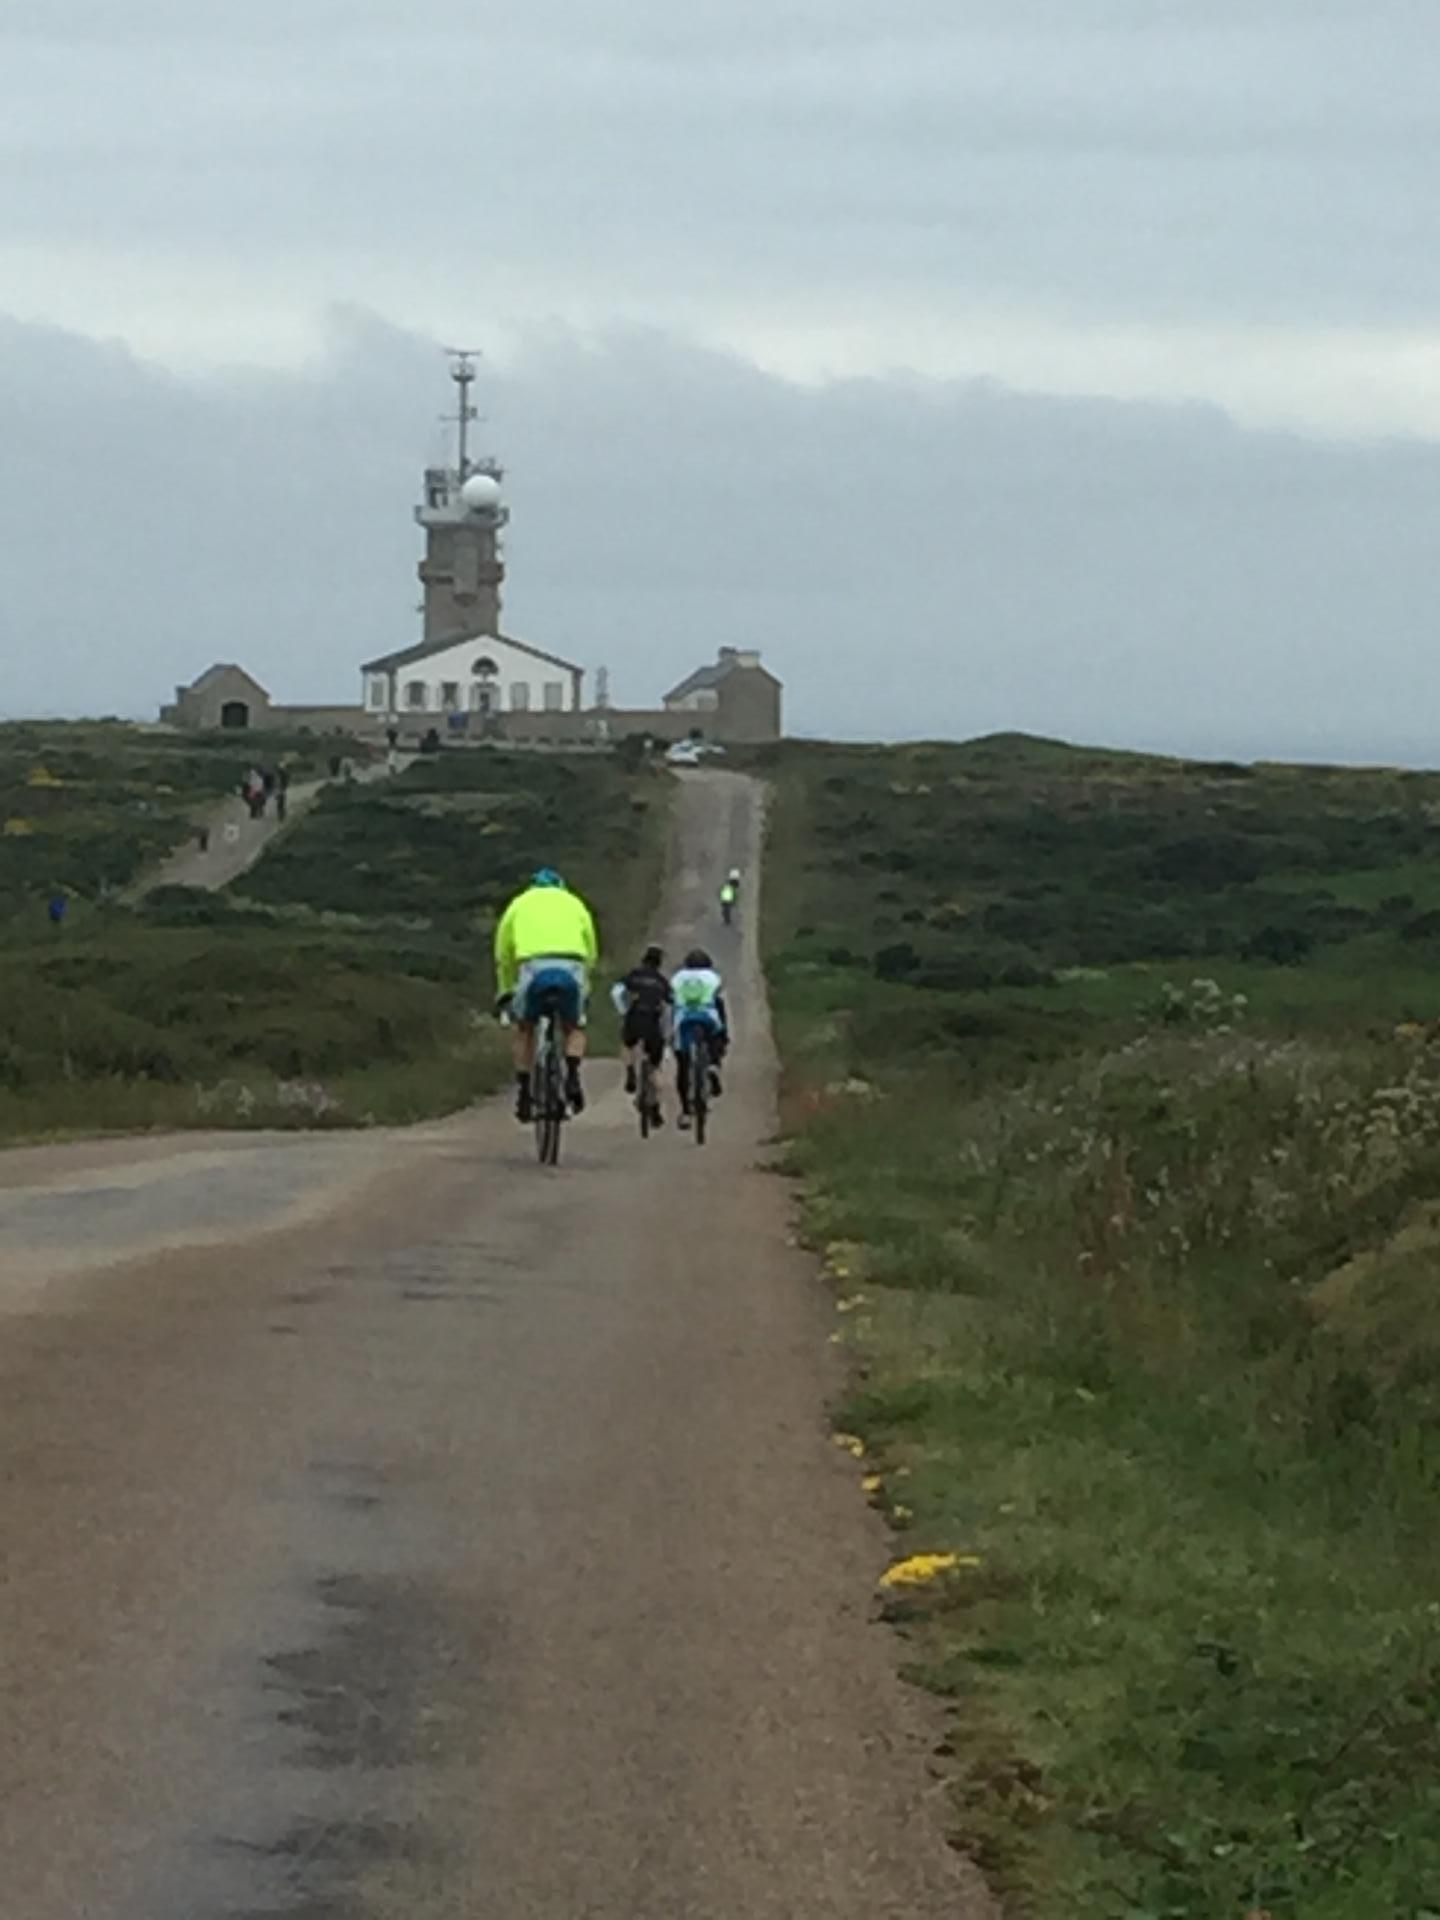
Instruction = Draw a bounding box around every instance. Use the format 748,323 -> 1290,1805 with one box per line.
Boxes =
671,947 -> 730,1129
610,944 -> 672,1127
494,868 -> 599,1122
719,876 -> 738,925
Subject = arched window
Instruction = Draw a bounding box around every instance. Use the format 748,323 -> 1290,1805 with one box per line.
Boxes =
472,656 -> 499,679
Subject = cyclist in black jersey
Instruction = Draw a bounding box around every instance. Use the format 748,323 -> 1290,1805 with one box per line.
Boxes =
611,946 -> 673,1115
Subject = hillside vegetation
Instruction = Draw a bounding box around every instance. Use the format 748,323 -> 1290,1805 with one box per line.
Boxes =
0,734 -> 666,1141
0,721 -> 331,923
765,735 -> 1440,1920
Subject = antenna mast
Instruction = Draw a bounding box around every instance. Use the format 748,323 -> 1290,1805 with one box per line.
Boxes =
444,347 -> 481,480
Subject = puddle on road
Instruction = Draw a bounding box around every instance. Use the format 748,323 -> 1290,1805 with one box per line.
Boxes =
199,1483 -> 498,1920
265,1573 -> 466,1774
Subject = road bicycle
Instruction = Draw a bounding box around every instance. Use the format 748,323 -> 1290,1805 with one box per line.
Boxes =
530,990 -> 570,1167
635,1047 -> 664,1139
681,1021 -> 712,1148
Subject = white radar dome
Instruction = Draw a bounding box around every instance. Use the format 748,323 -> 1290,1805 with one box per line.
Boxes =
460,472 -> 502,512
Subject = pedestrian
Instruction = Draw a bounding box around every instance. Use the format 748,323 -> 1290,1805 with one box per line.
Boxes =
328,753 -> 342,779
275,764 -> 291,823
47,891 -> 67,931
195,823 -> 211,855
385,723 -> 399,752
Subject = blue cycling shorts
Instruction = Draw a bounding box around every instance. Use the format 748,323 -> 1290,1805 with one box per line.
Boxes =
676,1009 -> 723,1048
517,958 -> 587,1027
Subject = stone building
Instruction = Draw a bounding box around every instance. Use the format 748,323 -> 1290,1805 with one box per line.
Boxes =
161,664 -> 274,731
662,648 -> 783,743
160,364 -> 783,744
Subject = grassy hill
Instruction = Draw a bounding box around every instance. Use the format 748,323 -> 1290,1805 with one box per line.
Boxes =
0,720 -> 333,926
766,735 -> 1440,1920
0,738 -> 667,1141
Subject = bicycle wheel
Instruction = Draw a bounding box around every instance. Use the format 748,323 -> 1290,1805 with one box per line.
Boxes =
534,1017 -> 563,1166
638,1055 -> 654,1139
690,1033 -> 709,1147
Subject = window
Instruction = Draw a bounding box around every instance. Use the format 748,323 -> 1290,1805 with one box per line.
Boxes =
440,681 -> 460,710
366,676 -> 387,711
405,680 -> 428,710
544,681 -> 565,712
472,656 -> 499,677
510,683 -> 531,712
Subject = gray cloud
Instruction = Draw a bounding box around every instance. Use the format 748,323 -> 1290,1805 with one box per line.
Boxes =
2,3 -> 1438,757
2,0 -> 1437,355
3,308 -> 1439,764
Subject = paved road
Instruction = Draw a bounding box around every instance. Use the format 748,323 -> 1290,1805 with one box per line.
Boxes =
0,773 -> 991,1920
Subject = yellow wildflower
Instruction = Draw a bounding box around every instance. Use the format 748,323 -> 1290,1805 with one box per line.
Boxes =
832,1432 -> 866,1459
878,1551 -> 982,1591
862,1473 -> 884,1495
836,1294 -> 868,1313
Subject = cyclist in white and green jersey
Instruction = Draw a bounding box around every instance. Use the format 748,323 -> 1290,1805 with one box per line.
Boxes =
670,947 -> 730,1129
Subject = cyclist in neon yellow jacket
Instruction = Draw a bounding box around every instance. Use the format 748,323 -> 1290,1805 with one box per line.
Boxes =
494,869 -> 600,1121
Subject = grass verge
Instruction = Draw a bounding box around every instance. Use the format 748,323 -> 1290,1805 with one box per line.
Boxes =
766,736 -> 1440,1919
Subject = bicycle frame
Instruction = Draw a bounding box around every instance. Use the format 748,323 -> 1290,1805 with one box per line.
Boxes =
530,998 -> 568,1166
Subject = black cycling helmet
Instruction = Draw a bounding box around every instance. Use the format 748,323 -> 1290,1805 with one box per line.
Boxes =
684,947 -> 713,969
643,944 -> 664,969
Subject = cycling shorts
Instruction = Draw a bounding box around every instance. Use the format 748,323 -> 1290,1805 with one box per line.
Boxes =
675,1009 -> 726,1055
516,957 -> 588,1028
622,1008 -> 666,1066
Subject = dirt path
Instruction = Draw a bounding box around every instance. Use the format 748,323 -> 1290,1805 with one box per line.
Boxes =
0,773 -> 993,1920
133,758 -> 403,899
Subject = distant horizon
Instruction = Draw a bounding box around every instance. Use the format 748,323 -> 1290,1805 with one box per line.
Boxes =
2,707 -> 1435,777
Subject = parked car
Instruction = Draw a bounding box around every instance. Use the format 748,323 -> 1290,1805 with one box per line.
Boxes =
666,741 -> 702,766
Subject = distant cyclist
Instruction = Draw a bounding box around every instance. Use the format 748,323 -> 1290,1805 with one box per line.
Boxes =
719,877 -> 738,926
671,947 -> 730,1129
494,869 -> 599,1122
610,944 -> 672,1127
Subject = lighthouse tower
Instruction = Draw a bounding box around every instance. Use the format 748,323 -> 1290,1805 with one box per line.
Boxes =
415,350 -> 510,643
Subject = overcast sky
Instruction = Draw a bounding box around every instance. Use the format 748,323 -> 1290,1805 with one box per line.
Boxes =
3,2 -> 1438,756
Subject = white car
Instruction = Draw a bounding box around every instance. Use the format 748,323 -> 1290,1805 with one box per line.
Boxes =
666,741 -> 702,766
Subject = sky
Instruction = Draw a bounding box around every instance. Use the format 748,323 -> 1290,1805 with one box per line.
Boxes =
2,1 -> 1439,757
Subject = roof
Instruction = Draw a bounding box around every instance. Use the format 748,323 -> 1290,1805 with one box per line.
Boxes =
664,662 -> 729,703
663,655 -> 782,704
186,662 -> 271,698
362,630 -> 583,676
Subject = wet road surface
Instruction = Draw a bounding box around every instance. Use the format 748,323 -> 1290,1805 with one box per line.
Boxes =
0,774 -> 990,1919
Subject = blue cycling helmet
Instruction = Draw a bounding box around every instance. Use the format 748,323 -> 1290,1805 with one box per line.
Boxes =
532,867 -> 566,889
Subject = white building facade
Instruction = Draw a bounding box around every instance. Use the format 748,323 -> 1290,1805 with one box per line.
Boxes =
362,632 -> 585,722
